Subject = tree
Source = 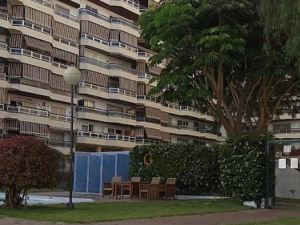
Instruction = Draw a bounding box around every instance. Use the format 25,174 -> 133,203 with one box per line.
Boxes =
0,136 -> 63,208
139,0 -> 299,136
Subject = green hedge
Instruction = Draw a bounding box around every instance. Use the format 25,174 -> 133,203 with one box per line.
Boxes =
218,134 -> 275,205
130,144 -> 220,195
130,134 -> 275,203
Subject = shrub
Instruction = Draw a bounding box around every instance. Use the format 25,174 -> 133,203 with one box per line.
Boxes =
0,136 -> 63,208
218,133 -> 275,205
130,144 -> 220,195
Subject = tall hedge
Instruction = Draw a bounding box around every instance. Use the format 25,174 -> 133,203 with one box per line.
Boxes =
130,144 -> 220,195
218,133 -> 275,205
130,134 -> 275,204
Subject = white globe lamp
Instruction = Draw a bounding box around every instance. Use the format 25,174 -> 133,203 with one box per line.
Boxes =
64,67 -> 81,85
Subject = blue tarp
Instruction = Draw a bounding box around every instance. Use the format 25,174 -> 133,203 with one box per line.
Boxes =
74,151 -> 130,193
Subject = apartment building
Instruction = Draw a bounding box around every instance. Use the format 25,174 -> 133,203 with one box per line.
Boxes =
0,0 -> 223,156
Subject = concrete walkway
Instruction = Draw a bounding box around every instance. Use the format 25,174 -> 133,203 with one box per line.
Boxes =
0,208 -> 299,225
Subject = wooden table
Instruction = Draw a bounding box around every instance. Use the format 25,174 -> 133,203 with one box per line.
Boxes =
113,181 -> 132,199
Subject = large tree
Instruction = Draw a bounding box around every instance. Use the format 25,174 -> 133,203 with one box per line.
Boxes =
140,0 -> 299,136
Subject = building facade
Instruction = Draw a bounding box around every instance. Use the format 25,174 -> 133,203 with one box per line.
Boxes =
0,0 -> 223,156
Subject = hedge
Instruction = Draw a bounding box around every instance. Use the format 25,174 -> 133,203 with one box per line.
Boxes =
130,144 -> 220,195
130,134 -> 275,204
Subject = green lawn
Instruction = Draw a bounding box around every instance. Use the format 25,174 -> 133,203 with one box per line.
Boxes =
235,217 -> 300,225
0,199 -> 245,223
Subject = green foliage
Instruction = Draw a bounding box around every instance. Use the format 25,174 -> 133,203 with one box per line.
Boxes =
0,136 -> 63,208
219,133 -> 275,205
130,134 -> 275,204
130,144 -> 220,195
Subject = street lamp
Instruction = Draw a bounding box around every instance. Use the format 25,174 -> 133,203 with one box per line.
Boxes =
64,67 -> 81,209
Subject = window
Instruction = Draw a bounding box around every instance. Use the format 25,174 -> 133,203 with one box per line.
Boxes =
10,100 -> 22,107
80,99 -> 95,108
108,77 -> 119,88
82,124 -> 94,132
116,129 -> 122,135
273,123 -> 291,133
86,5 -> 97,13
108,128 -> 115,134
177,120 -> 188,126
55,4 -> 70,14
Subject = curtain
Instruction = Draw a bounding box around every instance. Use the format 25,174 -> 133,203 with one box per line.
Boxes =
8,63 -> 22,77
50,74 -> 69,91
52,48 -> 77,64
53,21 -> 79,42
136,62 -> 146,73
9,34 -> 23,48
24,7 -> 52,28
135,128 -> 144,137
107,104 -> 123,112
82,70 -> 108,87
145,128 -> 162,140
0,88 -> 7,103
119,77 -> 137,92
23,64 -> 49,83
20,121 -> 48,136
11,5 -> 23,18
120,31 -> 137,46
145,107 -> 161,119
81,20 -> 110,41
24,36 -> 52,54
109,30 -> 119,41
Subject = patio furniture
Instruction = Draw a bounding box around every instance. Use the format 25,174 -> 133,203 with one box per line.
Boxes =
129,177 -> 141,199
102,176 -> 121,198
139,177 -> 161,200
165,178 -> 176,199
115,181 -> 132,199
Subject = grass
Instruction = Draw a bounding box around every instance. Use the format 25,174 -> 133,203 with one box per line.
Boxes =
0,199 -> 245,223
234,217 -> 300,225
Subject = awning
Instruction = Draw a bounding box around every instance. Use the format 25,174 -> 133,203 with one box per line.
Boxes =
83,70 -> 108,87
161,132 -> 171,142
160,111 -> 169,123
24,36 -> 52,54
20,121 -> 48,136
145,127 -> 162,140
145,107 -> 161,120
147,63 -> 162,75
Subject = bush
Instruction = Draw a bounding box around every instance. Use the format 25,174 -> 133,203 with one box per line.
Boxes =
0,136 -> 63,208
219,133 -> 275,206
130,144 -> 220,195
130,134 -> 275,204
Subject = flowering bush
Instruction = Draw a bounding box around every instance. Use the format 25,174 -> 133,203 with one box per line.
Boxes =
0,136 -> 63,208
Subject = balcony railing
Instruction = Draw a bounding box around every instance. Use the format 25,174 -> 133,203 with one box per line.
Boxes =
4,105 -> 70,122
111,0 -> 140,9
135,138 -> 160,145
81,34 -> 138,56
79,8 -> 138,30
0,41 -> 69,69
79,56 -> 138,75
77,130 -> 136,142
77,106 -> 136,120
109,87 -> 137,97
269,128 -> 300,134
79,81 -> 213,119
11,19 -> 78,47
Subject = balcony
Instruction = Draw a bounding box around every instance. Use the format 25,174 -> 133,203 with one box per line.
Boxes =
77,106 -> 136,126
79,57 -> 138,80
79,8 -> 139,36
269,128 -> 300,139
77,130 -> 136,148
11,19 -> 78,49
0,105 -> 70,129
80,33 -> 138,60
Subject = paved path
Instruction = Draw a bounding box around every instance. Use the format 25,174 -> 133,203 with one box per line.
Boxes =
0,208 -> 299,225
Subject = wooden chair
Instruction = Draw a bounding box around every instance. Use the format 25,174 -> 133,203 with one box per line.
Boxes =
130,177 -> 141,199
139,177 -> 161,200
165,178 -> 176,199
102,176 -> 121,198
120,177 -> 141,199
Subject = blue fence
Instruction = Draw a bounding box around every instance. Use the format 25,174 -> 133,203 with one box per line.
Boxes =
74,151 -> 130,193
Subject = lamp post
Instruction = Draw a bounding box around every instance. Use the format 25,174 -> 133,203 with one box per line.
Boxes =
63,67 -> 81,209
